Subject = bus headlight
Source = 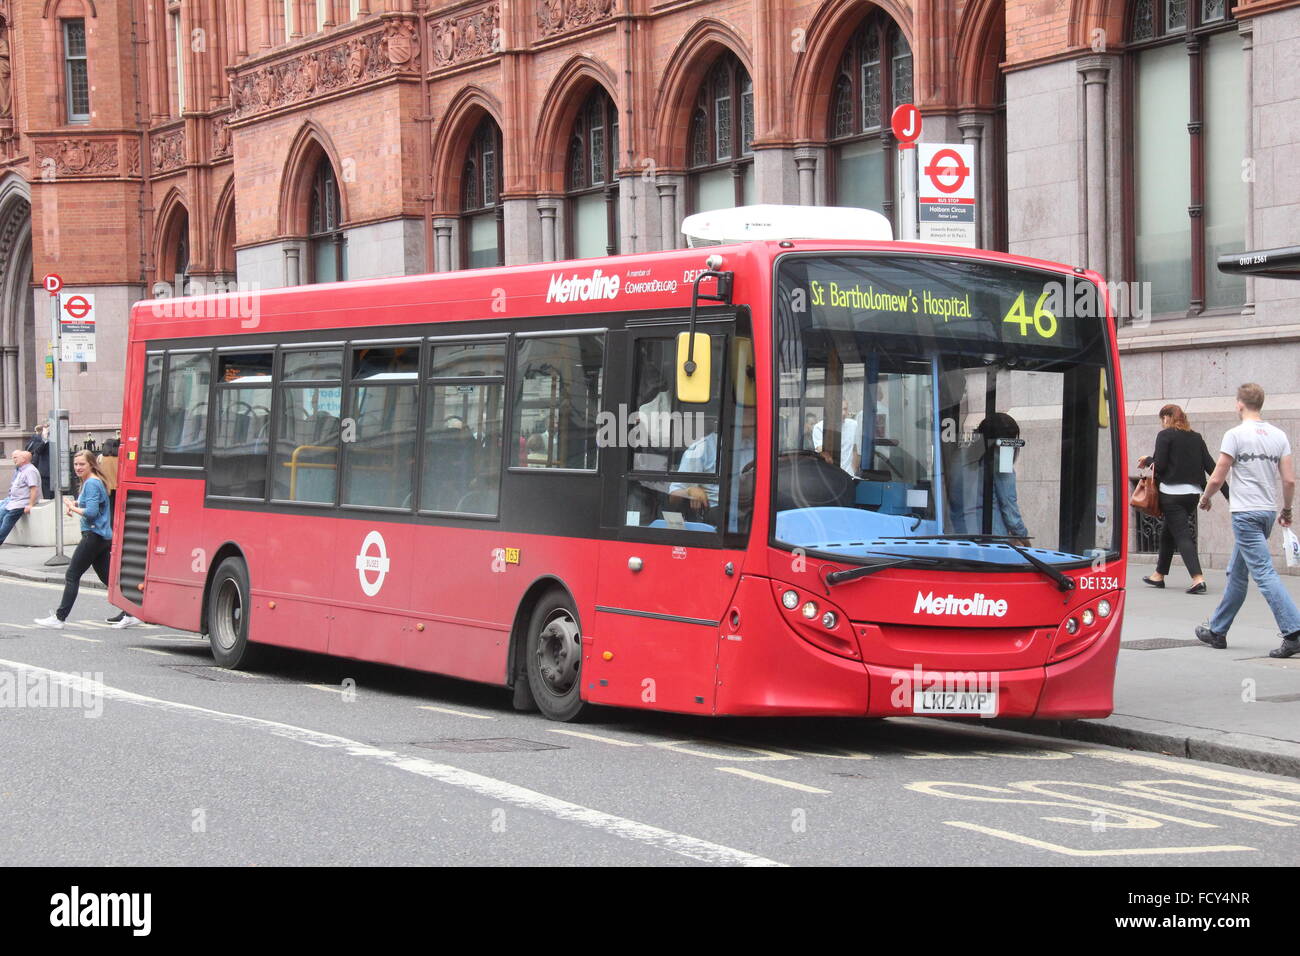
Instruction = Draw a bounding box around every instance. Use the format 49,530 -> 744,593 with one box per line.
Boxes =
1064,617 -> 1079,635
782,590 -> 800,609
1081,608 -> 1095,626
802,601 -> 818,619
1097,599 -> 1112,618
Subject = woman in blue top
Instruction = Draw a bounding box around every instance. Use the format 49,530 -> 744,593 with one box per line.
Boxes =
35,451 -> 116,630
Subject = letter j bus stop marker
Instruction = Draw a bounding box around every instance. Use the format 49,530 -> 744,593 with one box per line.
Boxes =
891,104 -> 921,241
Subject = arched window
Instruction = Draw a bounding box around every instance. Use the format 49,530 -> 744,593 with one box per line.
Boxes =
566,86 -> 619,259
828,14 -> 912,228
687,52 -> 754,213
1127,0 -> 1240,314
461,116 -> 503,269
309,158 -> 345,282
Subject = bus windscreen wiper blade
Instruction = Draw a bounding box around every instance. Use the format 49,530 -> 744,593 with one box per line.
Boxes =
824,554 -> 939,587
886,534 -> 1076,592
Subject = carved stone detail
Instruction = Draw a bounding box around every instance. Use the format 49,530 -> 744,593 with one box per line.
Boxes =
35,138 -> 120,177
151,127 -> 186,173
538,0 -> 614,39
211,113 -> 231,158
230,20 -> 418,121
430,3 -> 500,68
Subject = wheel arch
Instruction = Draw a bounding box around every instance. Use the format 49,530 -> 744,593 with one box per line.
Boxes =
199,541 -> 248,636
506,574 -> 581,689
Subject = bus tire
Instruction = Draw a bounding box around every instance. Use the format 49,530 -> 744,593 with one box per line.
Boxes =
207,557 -> 259,670
525,590 -> 586,722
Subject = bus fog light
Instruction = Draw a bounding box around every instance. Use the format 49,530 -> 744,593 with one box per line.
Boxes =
1064,617 -> 1079,635
782,590 -> 799,610
801,601 -> 818,619
821,611 -> 837,629
1081,608 -> 1095,626
1097,599 -> 1112,618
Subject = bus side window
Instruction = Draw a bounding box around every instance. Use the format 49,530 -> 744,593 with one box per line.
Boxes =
342,345 -> 420,509
512,335 -> 604,472
624,336 -> 723,533
423,341 -> 506,516
274,349 -> 343,504
139,354 -> 164,463
160,352 -> 212,468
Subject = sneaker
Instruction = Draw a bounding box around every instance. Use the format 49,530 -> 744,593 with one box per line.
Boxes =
111,615 -> 142,629
106,611 -> 125,624
34,614 -> 64,630
1269,635 -> 1300,659
1195,623 -> 1226,649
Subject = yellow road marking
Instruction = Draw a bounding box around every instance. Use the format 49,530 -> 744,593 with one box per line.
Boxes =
716,767 -> 831,794
648,739 -> 797,762
945,821 -> 1254,856
415,704 -> 493,719
548,729 -> 641,747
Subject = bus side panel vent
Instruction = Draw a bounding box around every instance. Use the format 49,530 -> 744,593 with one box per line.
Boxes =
119,491 -> 153,599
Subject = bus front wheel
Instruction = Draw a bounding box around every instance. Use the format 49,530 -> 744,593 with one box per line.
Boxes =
207,557 -> 259,670
525,591 -> 586,722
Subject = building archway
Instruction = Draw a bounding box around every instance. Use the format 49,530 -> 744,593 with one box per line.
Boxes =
0,173 -> 34,436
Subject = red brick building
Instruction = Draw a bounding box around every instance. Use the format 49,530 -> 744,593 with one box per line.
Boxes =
1,0 -> 1298,564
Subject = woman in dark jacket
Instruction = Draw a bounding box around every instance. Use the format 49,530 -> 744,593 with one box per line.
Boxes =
1138,404 -> 1226,594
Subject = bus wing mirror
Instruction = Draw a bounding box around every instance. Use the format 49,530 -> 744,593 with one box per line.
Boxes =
732,336 -> 756,407
676,332 -> 712,404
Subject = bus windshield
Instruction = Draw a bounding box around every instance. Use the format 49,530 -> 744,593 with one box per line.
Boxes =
774,254 -> 1119,570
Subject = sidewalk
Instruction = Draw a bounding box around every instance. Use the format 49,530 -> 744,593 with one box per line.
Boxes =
2,543 -> 1299,777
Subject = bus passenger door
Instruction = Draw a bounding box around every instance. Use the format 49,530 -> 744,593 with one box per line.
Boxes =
590,323 -> 749,715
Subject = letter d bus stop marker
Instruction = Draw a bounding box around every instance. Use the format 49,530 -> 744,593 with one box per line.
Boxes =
43,274 -> 69,565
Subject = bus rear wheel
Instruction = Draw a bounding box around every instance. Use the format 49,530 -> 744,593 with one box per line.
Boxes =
207,557 -> 259,670
525,591 -> 586,722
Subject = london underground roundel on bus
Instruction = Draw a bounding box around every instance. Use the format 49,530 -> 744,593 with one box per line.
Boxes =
355,530 -> 391,597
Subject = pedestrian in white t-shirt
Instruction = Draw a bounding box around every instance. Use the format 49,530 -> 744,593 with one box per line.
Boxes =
1196,383 -> 1300,658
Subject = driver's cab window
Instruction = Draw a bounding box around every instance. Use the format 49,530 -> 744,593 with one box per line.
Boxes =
622,325 -> 755,535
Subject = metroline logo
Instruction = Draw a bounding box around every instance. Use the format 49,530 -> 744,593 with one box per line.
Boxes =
546,268 -> 620,303
914,591 -> 1008,617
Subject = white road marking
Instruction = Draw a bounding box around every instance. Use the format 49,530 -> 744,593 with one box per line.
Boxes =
1075,748 -> 1300,796
128,647 -> 176,657
1,623 -> 39,630
145,634 -> 206,643
547,729 -> 640,747
945,821 -> 1254,857
716,767 -> 831,794
0,658 -> 784,867
62,634 -> 101,644
416,704 -> 494,720
75,621 -> 114,629
307,683 -> 347,695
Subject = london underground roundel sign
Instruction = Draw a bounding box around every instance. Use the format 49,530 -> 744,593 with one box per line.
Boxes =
355,530 -> 391,597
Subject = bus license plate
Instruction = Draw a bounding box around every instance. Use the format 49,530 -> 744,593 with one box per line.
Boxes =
913,690 -> 998,716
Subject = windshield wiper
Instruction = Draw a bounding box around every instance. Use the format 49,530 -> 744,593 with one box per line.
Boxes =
824,553 -> 940,587
887,534 -> 1076,592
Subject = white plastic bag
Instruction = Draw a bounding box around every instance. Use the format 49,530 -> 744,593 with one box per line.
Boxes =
1284,527 -> 1300,568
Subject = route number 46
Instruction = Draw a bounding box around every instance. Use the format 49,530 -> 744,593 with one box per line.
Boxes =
1003,291 -> 1058,340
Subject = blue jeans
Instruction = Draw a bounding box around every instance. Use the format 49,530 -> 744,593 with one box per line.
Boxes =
1209,511 -> 1300,638
0,506 -> 25,546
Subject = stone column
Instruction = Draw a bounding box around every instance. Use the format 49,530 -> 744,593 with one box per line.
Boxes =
794,148 -> 818,207
1239,19 -> 1255,315
284,245 -> 301,286
537,197 -> 559,262
1077,56 -> 1113,275
2,346 -> 18,429
655,178 -> 679,251
957,113 -> 987,249
433,217 -> 455,272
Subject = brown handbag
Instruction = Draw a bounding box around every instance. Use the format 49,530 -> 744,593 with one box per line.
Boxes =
1130,466 -> 1162,518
